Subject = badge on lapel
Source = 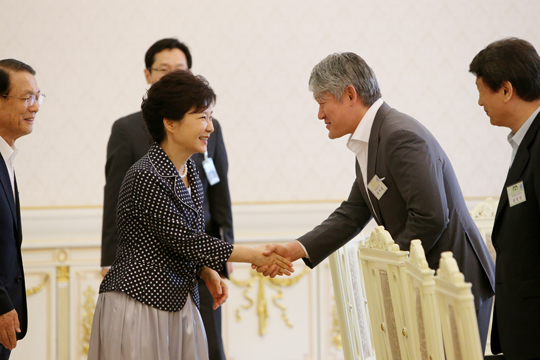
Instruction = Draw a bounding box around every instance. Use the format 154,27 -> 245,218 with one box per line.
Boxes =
507,181 -> 526,207
368,175 -> 388,200
202,151 -> 220,186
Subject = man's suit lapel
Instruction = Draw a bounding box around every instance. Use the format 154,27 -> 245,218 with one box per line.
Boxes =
365,102 -> 392,225
0,155 -> 17,229
494,114 -> 540,229
354,160 -> 374,216
14,175 -> 22,245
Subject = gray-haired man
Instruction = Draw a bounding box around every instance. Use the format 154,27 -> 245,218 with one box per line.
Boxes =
259,52 -> 495,351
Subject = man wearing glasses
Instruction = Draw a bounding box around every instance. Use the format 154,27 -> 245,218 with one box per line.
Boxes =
0,59 -> 43,360
101,38 -> 234,360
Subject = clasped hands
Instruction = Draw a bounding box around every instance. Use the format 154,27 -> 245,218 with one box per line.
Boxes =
202,242 -> 304,309
251,241 -> 306,278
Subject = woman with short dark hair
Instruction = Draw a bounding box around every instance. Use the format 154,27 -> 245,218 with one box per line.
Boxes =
88,70 -> 293,360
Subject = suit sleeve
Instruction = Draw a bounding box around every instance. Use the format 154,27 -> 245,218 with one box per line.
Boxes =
124,171 -> 234,272
206,122 -> 234,277
297,179 -> 373,268
206,121 -> 234,246
534,136 -> 540,207
0,282 -> 14,316
0,170 -> 16,316
385,129 -> 449,252
101,121 -> 134,267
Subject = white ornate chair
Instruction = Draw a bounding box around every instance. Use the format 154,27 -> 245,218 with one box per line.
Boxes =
435,252 -> 484,360
329,238 -> 375,360
358,226 -> 410,360
470,197 -> 498,262
329,236 -> 375,360
470,197 -> 498,356
402,239 -> 445,360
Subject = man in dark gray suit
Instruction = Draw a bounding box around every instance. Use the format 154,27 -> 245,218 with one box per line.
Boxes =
101,38 -> 233,360
470,37 -> 540,360
259,52 -> 495,351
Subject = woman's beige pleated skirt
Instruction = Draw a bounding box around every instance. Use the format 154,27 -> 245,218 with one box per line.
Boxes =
87,291 -> 209,360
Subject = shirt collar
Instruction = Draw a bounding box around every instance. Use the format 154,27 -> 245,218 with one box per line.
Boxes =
0,136 -> 17,165
347,98 -> 384,150
508,104 -> 540,149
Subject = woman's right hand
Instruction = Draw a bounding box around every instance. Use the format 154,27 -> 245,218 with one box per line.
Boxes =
199,267 -> 228,309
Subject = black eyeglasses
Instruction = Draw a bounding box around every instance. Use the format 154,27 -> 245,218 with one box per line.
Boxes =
2,93 -> 46,107
150,67 -> 186,74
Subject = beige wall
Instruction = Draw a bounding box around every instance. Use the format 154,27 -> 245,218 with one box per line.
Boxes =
1,0 -> 539,207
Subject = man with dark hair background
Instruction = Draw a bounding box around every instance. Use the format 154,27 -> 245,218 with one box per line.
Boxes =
101,38 -> 233,360
470,37 -> 540,360
0,59 -> 43,359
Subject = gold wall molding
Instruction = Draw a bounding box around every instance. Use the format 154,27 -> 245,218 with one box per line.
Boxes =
57,249 -> 68,263
81,286 -> 96,356
57,266 -> 70,360
57,266 -> 69,282
331,300 -> 342,350
229,267 -> 309,335
25,274 -> 50,296
20,197 -> 498,210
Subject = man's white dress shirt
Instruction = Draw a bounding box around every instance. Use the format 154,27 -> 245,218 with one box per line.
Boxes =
0,137 -> 18,198
298,98 -> 384,259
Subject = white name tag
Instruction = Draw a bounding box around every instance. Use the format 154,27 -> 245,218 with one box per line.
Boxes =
202,158 -> 220,186
507,181 -> 526,207
368,175 -> 388,200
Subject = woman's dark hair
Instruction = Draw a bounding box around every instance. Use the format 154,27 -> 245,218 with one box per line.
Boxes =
141,70 -> 216,143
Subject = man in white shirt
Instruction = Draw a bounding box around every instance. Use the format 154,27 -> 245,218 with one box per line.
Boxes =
258,52 -> 495,351
470,37 -> 540,360
0,59 -> 42,360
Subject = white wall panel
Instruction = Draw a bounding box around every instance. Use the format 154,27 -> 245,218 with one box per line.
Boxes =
10,267 -> 56,360
12,199 -> 485,359
0,1 -> 537,207
224,261 -> 317,360
15,204 -> 348,360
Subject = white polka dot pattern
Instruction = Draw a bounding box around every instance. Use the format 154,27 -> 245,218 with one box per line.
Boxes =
100,143 -> 234,312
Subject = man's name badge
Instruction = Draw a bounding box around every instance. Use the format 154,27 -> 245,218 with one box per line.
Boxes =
368,175 -> 388,200
507,181 -> 526,207
202,157 -> 220,186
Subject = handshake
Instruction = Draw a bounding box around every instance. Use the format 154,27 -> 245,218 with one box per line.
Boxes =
250,241 -> 307,277
204,241 -> 308,309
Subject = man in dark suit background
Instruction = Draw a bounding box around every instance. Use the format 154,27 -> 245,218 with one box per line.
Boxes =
470,37 -> 540,360
101,38 -> 234,360
258,52 -> 495,351
0,59 -> 43,359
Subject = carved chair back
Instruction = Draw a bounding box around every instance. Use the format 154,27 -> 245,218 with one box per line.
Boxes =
435,252 -> 484,360
359,226 -> 411,360
470,197 -> 498,261
402,239 -> 445,360
329,236 -> 375,359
